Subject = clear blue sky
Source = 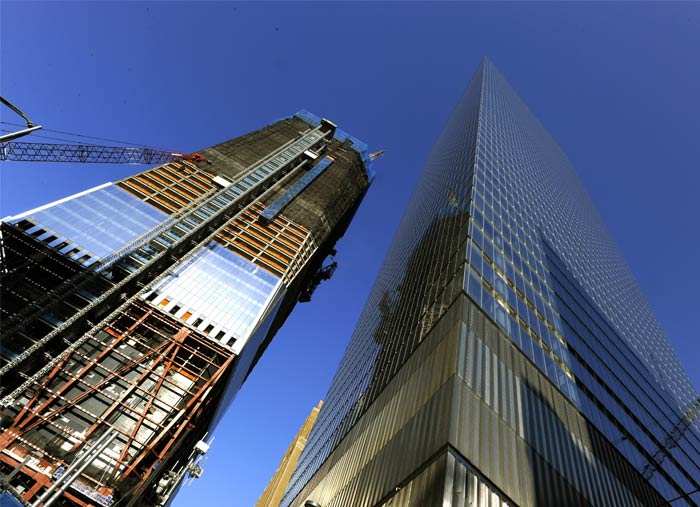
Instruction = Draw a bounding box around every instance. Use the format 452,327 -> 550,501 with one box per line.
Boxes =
1,2 -> 699,506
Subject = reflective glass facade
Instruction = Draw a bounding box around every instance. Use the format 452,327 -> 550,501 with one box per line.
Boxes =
284,59 -> 700,507
145,241 -> 282,351
8,183 -> 167,263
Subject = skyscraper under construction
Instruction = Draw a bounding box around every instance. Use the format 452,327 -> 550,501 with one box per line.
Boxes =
0,112 -> 374,506
282,59 -> 700,507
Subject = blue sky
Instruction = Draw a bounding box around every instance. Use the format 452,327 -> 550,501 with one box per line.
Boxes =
1,2 -> 699,506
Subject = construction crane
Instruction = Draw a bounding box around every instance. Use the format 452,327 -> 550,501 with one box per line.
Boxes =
0,95 -> 205,165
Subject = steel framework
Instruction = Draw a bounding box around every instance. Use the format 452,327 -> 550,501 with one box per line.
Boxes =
0,300 -> 233,506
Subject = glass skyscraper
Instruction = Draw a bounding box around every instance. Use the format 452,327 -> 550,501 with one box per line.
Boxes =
283,59 -> 700,507
0,112 -> 374,506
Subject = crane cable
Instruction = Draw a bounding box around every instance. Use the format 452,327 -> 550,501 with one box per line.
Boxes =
0,128 -> 101,146
0,120 -> 175,152
1,96 -> 180,153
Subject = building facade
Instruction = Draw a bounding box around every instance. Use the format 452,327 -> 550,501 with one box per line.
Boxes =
0,112 -> 374,506
282,59 -> 700,507
256,401 -> 323,507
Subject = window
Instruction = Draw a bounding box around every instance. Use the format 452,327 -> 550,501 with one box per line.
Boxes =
16,219 -> 35,231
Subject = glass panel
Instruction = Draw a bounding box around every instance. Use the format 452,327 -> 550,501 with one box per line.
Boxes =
149,242 -> 281,351
10,184 -> 166,259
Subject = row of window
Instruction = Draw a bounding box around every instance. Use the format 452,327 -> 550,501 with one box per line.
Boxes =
475,62 -> 700,500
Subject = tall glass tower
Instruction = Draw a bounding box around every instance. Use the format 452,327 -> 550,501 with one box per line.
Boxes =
283,59 -> 700,507
0,112 -> 374,507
